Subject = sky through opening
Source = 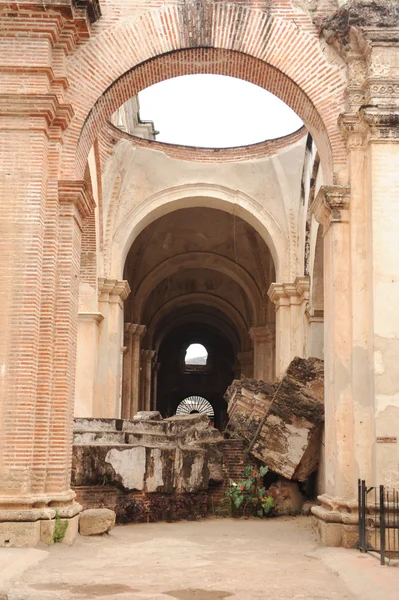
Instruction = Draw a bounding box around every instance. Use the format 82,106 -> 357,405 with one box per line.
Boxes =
139,74 -> 303,148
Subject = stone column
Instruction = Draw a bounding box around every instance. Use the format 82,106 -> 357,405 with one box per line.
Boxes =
152,361 -> 161,412
268,277 -> 310,378
236,351 -> 254,378
141,350 -> 156,412
311,187 -> 354,520
96,279 -> 130,418
121,324 -> 134,420
249,327 -> 274,382
129,325 -> 146,418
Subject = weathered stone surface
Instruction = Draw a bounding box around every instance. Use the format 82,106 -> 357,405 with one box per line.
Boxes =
225,357 -> 324,481
0,522 -> 40,548
133,411 -> 162,422
268,479 -> 306,515
40,515 -> 80,546
79,509 -> 116,536
72,414 -> 224,495
225,378 -> 277,440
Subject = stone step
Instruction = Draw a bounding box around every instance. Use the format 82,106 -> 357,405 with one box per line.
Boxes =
74,431 -> 126,445
74,418 -> 124,432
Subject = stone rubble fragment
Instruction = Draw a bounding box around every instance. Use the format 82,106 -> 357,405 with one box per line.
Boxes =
79,508 -> 116,536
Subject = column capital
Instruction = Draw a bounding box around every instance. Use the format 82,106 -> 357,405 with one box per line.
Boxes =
58,180 -> 96,220
125,323 -> 146,340
339,113 -> 369,150
268,277 -> 310,306
310,186 -> 350,235
141,349 -> 156,362
98,278 -> 131,303
249,326 -> 274,343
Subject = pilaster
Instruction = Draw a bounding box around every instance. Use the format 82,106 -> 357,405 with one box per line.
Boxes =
268,277 -> 310,377
141,350 -> 156,412
122,324 -> 147,419
151,361 -> 161,412
96,279 -> 131,418
249,327 -> 274,382
236,351 -> 254,379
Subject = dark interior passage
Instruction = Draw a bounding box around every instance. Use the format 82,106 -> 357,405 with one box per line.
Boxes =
157,323 -> 235,430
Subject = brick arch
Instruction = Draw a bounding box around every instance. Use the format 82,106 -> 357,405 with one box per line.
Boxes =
63,4 -> 347,183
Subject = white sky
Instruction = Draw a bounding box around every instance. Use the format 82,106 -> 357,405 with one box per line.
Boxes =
138,74 -> 303,148
186,343 -> 208,360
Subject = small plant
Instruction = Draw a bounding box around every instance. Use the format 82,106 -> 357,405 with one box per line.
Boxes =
219,465 -> 274,518
98,473 -> 113,487
52,510 -> 68,543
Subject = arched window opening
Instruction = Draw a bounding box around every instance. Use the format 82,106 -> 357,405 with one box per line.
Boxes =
176,396 -> 214,420
185,343 -> 208,367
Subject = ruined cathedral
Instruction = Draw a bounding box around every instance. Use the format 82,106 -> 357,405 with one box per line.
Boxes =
1,0 -> 399,549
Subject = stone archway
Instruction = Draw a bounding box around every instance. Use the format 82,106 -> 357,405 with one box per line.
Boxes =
119,205 -> 277,422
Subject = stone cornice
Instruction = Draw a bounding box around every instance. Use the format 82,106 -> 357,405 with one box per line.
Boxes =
361,107 -> 399,140
78,311 -> 104,323
98,279 -> 131,302
0,94 -> 74,131
268,277 -> 310,306
58,180 -> 95,219
310,186 -> 350,234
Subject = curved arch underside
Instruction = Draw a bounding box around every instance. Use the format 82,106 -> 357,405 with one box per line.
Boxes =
124,206 -> 276,353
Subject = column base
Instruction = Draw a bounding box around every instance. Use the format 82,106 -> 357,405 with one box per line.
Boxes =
311,493 -> 358,548
0,492 -> 82,548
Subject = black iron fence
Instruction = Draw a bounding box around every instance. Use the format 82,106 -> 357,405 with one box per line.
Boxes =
358,479 -> 399,565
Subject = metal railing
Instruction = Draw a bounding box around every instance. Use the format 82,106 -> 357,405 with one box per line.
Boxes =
358,479 -> 399,565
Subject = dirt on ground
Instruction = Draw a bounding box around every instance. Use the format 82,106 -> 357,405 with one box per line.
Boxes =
2,517 -> 398,600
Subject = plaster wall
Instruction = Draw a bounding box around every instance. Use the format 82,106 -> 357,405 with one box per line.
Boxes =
101,134 -> 308,283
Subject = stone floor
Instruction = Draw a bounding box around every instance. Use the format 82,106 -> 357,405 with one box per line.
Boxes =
1,517 -> 398,600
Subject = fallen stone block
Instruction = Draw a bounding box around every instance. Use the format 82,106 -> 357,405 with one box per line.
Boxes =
79,508 -> 116,536
225,357 -> 324,481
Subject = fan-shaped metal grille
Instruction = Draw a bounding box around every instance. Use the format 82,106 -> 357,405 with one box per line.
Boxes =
176,396 -> 214,418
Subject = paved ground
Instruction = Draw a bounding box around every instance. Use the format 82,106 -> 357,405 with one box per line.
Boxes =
1,517 -> 398,600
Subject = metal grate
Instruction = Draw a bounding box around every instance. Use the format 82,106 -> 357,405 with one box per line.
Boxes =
176,396 -> 214,418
